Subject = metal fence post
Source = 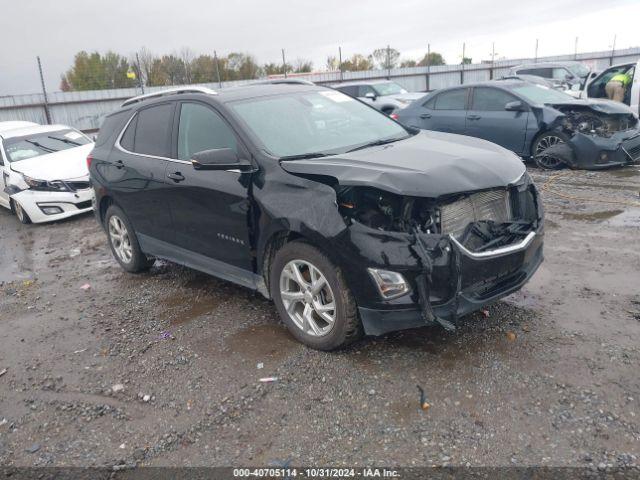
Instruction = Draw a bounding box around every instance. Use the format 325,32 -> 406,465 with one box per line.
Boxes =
214,50 -> 222,88
460,43 -> 465,84
339,46 -> 343,81
282,49 -> 287,78
425,44 -> 430,91
135,53 -> 145,94
37,56 -> 51,125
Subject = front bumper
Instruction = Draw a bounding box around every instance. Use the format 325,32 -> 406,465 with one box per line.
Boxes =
11,188 -> 94,223
568,129 -> 640,169
357,230 -> 543,335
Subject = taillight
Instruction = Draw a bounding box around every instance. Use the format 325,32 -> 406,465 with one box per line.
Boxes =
86,153 -> 93,170
390,113 -> 399,120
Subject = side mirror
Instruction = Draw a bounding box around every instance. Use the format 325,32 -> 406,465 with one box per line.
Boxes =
505,100 -> 527,112
191,148 -> 253,171
364,92 -> 377,100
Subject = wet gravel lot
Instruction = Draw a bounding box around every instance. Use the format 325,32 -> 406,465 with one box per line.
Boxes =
0,165 -> 639,470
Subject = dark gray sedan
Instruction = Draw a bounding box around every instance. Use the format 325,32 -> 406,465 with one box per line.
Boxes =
396,80 -> 640,169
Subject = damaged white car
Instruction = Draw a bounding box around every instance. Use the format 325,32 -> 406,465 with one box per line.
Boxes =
0,122 -> 94,224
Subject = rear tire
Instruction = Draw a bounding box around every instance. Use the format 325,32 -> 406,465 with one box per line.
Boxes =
532,131 -> 570,170
11,199 -> 31,224
104,205 -> 152,273
270,241 -> 362,350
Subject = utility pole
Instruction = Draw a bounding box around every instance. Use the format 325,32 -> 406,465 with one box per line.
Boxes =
574,37 -> 579,60
610,34 -> 617,66
460,42 -> 465,84
338,46 -> 343,81
490,42 -> 496,80
214,50 -> 222,88
425,43 -> 431,91
534,39 -> 539,63
36,56 -> 51,125
135,53 -> 145,94
386,44 -> 391,79
281,49 -> 287,78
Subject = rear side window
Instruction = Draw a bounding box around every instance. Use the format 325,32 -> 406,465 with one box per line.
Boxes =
95,110 -> 129,147
518,67 -> 552,78
471,87 -> 518,111
434,89 -> 467,110
422,96 -> 436,109
337,86 -> 358,97
177,103 -> 237,160
121,103 -> 174,157
358,85 -> 376,97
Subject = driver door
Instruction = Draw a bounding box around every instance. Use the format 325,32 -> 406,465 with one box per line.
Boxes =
164,101 -> 254,272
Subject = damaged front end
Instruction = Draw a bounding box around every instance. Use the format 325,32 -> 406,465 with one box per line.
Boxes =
538,102 -> 640,169
331,173 -> 543,335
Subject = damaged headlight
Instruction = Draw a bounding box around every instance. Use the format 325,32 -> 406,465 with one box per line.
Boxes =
368,268 -> 411,299
22,175 -> 70,192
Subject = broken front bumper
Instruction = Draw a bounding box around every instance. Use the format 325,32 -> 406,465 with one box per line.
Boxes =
336,222 -> 544,336
10,188 -> 94,224
568,129 -> 640,169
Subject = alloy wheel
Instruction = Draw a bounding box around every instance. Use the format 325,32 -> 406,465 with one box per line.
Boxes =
109,215 -> 133,264
535,135 -> 566,169
279,259 -> 336,337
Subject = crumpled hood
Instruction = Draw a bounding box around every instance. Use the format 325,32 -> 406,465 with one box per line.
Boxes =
9,144 -> 93,181
281,130 -> 525,197
549,98 -> 636,115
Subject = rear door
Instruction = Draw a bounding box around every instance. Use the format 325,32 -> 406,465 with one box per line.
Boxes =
164,101 -> 253,271
418,88 -> 469,134
109,102 -> 175,242
465,87 -> 529,155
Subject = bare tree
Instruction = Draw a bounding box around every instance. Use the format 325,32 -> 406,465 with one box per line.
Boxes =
180,47 -> 196,84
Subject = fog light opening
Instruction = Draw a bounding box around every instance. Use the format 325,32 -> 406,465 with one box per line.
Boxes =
40,206 -> 63,215
598,152 -> 609,164
367,268 -> 410,300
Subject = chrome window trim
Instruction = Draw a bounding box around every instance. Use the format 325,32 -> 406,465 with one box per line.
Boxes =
450,231 -> 536,259
114,111 -> 191,165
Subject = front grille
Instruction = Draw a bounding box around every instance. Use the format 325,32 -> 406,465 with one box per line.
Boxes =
67,181 -> 91,191
623,135 -> 640,161
440,189 -> 512,239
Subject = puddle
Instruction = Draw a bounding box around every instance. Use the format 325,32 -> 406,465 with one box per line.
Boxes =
163,292 -> 223,326
223,323 -> 297,363
607,167 -> 640,178
606,208 -> 640,228
560,209 -> 623,222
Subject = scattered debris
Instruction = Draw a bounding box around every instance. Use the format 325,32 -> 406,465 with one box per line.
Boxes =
506,331 -> 517,341
0,368 -> 6,378
368,389 -> 376,395
112,384 -> 125,393
416,385 -> 431,411
158,331 -> 171,340
0,418 -> 7,427
482,309 -> 490,318
142,394 -> 151,402
119,443 -> 126,449
259,377 -> 278,383
73,348 -> 87,354
22,280 -> 34,288
80,283 -> 91,291
25,443 -> 41,454
257,362 -> 264,369
69,248 -> 81,258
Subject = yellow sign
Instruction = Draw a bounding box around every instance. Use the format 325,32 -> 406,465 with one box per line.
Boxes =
126,71 -> 136,80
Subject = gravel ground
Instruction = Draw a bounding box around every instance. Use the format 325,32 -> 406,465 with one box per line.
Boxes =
0,165 -> 639,470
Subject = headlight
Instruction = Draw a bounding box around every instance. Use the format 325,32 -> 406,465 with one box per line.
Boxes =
368,268 -> 410,299
22,175 -> 69,192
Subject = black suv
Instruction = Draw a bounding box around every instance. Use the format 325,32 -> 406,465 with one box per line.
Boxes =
89,84 -> 544,350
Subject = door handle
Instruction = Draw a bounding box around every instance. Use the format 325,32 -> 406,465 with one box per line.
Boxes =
419,113 -> 432,119
114,159 -> 124,169
167,172 -> 185,183
467,114 -> 481,120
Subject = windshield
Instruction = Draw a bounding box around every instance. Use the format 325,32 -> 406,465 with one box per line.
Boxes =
373,82 -> 408,96
569,64 -> 590,78
511,84 -> 577,104
230,90 -> 410,157
4,129 -> 91,162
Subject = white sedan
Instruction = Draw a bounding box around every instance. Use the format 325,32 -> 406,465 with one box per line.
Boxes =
0,121 -> 94,224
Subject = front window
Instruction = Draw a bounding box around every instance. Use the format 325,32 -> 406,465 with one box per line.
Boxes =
510,84 -> 577,104
3,129 -> 91,162
229,90 -> 410,157
372,82 -> 408,96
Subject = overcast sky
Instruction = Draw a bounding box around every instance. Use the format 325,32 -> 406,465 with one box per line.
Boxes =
1,0 -> 638,95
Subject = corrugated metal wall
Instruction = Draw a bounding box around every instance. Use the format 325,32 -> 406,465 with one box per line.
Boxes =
1,47 -> 638,131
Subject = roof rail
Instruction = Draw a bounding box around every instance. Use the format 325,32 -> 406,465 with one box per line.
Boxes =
121,86 -> 217,107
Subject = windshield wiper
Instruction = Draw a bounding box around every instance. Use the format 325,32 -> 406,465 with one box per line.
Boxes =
346,136 -> 406,153
48,135 -> 82,146
24,140 -> 58,153
279,152 -> 334,160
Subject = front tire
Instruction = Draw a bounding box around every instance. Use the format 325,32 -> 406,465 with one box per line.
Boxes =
270,241 -> 362,350
11,199 -> 31,224
532,131 -> 570,170
104,205 -> 152,273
